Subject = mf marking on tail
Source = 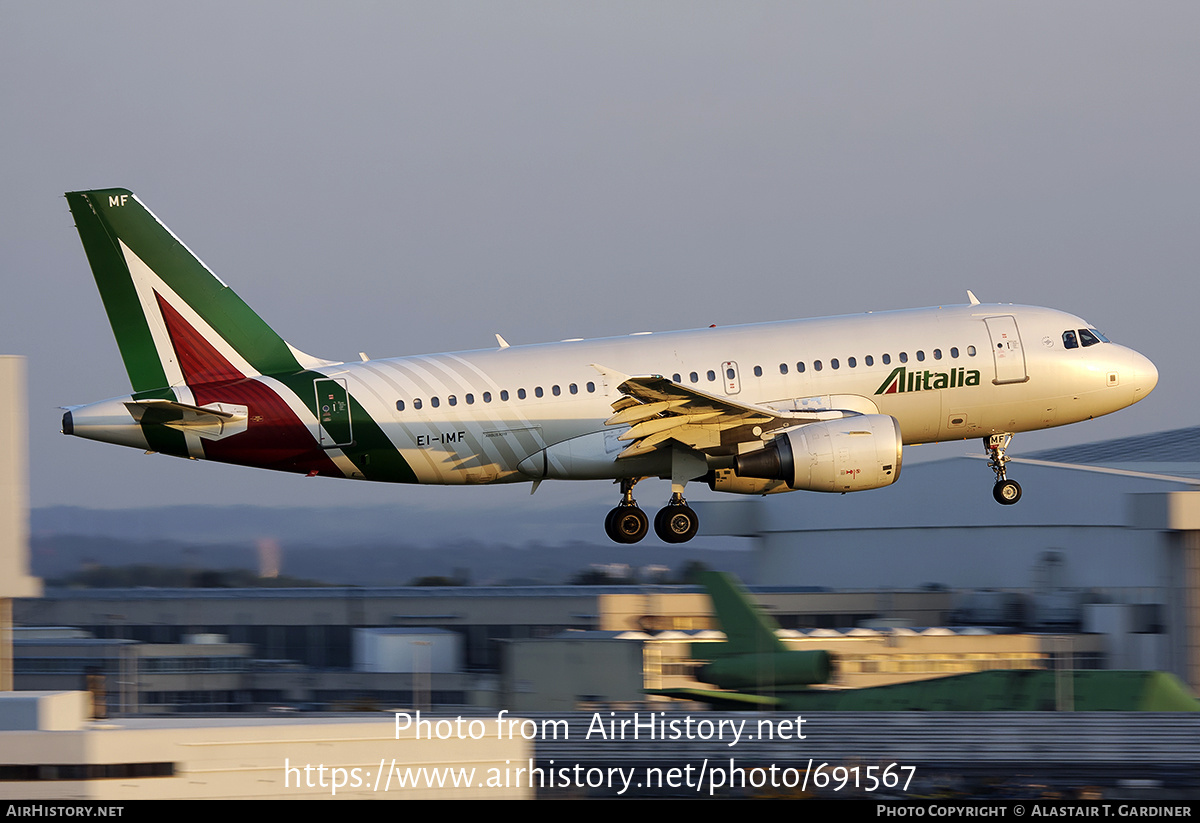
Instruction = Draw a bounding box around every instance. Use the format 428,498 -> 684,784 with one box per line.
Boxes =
63,188 -> 1157,543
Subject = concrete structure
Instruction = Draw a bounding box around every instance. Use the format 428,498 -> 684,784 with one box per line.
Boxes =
0,357 -> 41,691
354,628 -> 462,673
13,628 -> 255,715
0,692 -> 529,799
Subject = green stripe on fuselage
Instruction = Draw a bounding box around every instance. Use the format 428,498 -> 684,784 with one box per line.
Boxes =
276,372 -> 418,483
130,387 -> 190,457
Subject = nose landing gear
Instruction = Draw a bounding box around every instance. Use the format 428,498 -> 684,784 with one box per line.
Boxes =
985,433 -> 1022,505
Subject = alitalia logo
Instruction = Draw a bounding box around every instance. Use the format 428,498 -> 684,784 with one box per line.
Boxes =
874,366 -> 980,395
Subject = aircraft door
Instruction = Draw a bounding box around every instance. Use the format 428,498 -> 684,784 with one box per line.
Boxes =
984,316 -> 1028,384
722,361 -> 741,395
314,378 -> 353,447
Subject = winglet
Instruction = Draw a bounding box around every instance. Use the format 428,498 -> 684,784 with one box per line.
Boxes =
967,289 -> 980,305
495,334 -> 510,349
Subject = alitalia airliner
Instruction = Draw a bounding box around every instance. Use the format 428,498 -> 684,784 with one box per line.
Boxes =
62,189 -> 1158,543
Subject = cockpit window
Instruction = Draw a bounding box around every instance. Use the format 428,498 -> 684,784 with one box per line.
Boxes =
1089,328 -> 1110,343
1063,330 -> 1078,349
1079,329 -> 1102,347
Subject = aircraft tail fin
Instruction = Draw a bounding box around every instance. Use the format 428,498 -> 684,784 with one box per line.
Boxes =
698,571 -> 789,657
65,188 -> 332,393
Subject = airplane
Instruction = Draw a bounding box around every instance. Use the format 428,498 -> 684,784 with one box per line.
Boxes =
61,188 -> 1158,544
648,570 -> 835,709
650,571 -> 1200,712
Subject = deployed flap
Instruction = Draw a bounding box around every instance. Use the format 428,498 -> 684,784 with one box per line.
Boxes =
606,375 -> 855,459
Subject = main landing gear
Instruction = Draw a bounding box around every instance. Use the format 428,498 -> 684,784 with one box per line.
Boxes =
604,479 -> 700,544
985,433 -> 1022,505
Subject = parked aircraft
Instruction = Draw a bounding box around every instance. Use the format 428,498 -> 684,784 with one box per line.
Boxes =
649,571 -> 1199,712
62,189 -> 1157,543
648,570 -> 834,709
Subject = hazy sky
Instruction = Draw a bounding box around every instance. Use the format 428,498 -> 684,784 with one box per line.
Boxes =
2,2 -> 1197,523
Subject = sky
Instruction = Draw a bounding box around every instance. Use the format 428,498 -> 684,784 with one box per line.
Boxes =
1,2 -> 1197,524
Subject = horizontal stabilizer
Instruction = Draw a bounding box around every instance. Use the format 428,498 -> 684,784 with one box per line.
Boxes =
124,399 -> 248,440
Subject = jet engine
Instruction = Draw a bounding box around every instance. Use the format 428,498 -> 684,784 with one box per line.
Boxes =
733,415 -> 902,492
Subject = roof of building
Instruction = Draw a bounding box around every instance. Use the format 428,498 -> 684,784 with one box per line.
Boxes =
1030,425 -> 1200,466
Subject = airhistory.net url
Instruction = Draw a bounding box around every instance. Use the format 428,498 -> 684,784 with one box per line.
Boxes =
284,757 -> 916,796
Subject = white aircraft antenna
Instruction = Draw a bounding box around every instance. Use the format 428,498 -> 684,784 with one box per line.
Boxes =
358,352 -> 370,362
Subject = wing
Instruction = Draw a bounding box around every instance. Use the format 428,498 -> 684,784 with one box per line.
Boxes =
604,375 -> 856,459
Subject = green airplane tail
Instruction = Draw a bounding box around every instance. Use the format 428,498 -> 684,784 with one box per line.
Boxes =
698,571 -> 789,657
65,188 -> 328,392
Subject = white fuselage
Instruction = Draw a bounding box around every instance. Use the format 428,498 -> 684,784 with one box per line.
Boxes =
306,302 -> 1156,485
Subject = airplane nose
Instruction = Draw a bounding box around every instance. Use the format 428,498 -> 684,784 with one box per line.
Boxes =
1130,350 -> 1158,403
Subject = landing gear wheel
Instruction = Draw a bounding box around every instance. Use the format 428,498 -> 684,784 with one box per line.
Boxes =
654,504 -> 699,544
605,506 -> 648,543
993,479 -> 1022,505
984,434 -> 1022,506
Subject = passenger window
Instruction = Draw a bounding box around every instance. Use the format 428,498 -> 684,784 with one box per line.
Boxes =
552,385 -> 560,396
814,360 -> 823,371
518,388 -> 527,400
967,346 -> 976,356
672,373 -> 681,383
797,362 -> 805,373
690,372 -> 700,382
753,365 -> 762,377
830,359 -> 839,370
707,370 -> 716,382
448,395 -> 457,406
779,364 -> 788,375
431,397 -> 440,408
916,351 -> 925,362
569,384 -> 578,395
500,390 -> 509,401
933,349 -> 942,360
899,352 -> 908,363
483,392 -> 492,403
865,355 -> 873,367
465,394 -> 474,405
396,400 -> 405,411
1063,330 -> 1078,349
882,354 -> 891,365
414,398 -> 422,410
1079,329 -> 1101,347
848,357 -> 856,368
586,382 -> 595,393
950,347 -> 959,358
535,387 -> 543,398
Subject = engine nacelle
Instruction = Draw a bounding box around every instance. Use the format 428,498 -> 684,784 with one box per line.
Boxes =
734,415 -> 902,492
706,468 -> 791,495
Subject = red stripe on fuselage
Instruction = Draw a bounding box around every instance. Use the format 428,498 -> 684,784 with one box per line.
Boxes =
190,376 -> 344,476
153,292 -> 342,476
